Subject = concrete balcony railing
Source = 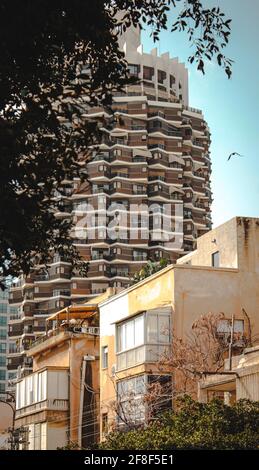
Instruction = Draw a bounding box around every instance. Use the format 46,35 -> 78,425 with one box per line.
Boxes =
15,398 -> 69,418
31,326 -> 100,349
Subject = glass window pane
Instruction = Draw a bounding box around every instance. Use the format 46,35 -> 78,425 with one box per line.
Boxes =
117,352 -> 126,371
135,345 -> 145,364
126,349 -> 135,368
117,324 -> 126,353
125,320 -> 134,350
147,315 -> 158,343
134,316 -> 144,346
234,320 -> 244,333
217,320 -> 230,334
158,316 -> 170,343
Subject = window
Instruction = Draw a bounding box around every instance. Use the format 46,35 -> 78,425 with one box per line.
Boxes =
212,251 -> 220,267
116,309 -> 171,370
0,330 -> 7,340
152,120 -> 162,129
117,375 -> 146,425
9,343 -> 17,354
10,307 -> 18,315
0,344 -> 6,353
133,250 -> 147,261
102,346 -> 108,369
133,184 -> 145,194
8,372 -> 17,380
143,66 -> 154,81
102,413 -> 109,435
56,266 -> 65,274
158,70 -> 166,84
117,315 -> 144,354
114,148 -> 122,157
0,356 -> 6,367
0,304 -> 7,314
147,313 -> 170,344
0,316 -> 7,326
170,74 -> 176,87
128,64 -> 139,77
0,370 -> 6,381
217,319 -> 244,335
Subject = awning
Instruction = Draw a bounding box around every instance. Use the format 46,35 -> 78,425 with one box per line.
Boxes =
47,305 -> 97,322
46,290 -> 113,321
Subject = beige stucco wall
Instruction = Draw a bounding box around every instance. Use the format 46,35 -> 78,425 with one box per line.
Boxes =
33,342 -> 69,371
173,265 -> 259,340
177,217 -> 259,275
177,217 -> 239,268
99,217 -> 259,433
0,402 -> 13,432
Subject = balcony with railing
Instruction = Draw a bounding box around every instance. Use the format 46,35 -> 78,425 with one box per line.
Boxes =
16,398 -> 69,419
15,368 -> 69,419
30,325 -> 100,352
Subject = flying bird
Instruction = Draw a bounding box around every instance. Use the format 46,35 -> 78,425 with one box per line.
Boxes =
227,152 -> 244,161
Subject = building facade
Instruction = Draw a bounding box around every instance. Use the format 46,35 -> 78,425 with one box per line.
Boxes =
98,217 -> 259,438
14,292 -> 112,450
8,27 -> 212,375
198,345 -> 259,404
0,288 -> 17,399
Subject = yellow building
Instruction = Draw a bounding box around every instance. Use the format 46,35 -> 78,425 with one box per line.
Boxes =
14,290 -> 114,450
99,217 -> 259,438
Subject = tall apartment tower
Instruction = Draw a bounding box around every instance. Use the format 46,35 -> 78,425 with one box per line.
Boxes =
8,27 -> 212,376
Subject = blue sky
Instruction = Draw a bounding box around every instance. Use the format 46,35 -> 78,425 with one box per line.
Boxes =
142,0 -> 259,227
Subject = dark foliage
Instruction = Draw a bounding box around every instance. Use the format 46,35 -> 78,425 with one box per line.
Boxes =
99,396 -> 259,450
0,1 -> 233,285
